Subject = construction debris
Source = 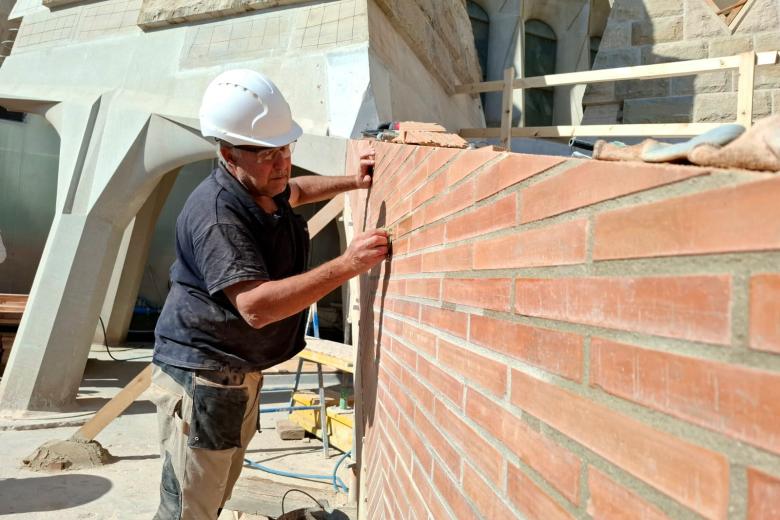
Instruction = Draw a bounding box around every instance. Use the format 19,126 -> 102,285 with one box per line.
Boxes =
22,438 -> 115,472
391,129 -> 468,148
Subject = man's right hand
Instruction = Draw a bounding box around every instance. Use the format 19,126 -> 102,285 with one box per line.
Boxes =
342,229 -> 389,274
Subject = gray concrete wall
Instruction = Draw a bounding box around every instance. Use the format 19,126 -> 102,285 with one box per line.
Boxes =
583,0 -> 780,124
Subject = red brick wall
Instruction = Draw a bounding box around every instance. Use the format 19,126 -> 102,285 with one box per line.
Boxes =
345,140 -> 780,520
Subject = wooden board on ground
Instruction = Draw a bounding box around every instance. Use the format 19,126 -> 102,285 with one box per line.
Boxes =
225,475 -> 356,519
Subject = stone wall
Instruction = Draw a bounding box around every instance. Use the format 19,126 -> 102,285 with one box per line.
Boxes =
583,0 -> 780,125
347,139 -> 780,519
0,1 -> 20,67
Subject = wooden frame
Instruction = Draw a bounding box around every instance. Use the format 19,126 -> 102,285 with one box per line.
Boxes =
457,50 -> 780,145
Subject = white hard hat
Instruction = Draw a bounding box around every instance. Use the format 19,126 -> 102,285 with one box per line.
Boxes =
199,69 -> 302,147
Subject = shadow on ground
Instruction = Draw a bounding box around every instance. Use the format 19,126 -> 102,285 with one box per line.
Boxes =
0,474 -> 111,514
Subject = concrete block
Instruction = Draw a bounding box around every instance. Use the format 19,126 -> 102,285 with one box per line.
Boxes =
693,91 -> 772,122
708,37 -> 753,58
641,41 -> 708,65
277,419 -> 306,440
582,82 -> 617,105
631,16 -> 683,46
623,95 -> 693,123
734,0 -> 780,35
755,67 -> 780,90
754,31 -> 780,52
670,71 -> 732,96
600,22 -> 631,50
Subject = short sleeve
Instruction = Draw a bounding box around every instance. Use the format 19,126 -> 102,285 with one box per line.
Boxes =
192,223 -> 269,295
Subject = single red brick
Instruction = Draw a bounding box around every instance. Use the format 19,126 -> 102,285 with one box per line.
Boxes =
463,464 -> 518,519
446,193 -> 517,243
442,278 -> 512,312
382,145 -> 417,179
417,356 -> 464,407
470,315 -> 584,382
425,147 -> 462,177
446,147 -> 504,186
748,468 -> 780,520
507,464 -> 575,520
587,467 -> 670,520
521,161 -> 706,223
402,368 -> 435,414
412,172 -> 448,209
593,176 -> 780,260
424,178 -> 476,224
404,278 -> 442,301
515,275 -> 732,344
421,243 -> 473,273
750,274 -> 780,353
400,320 -> 438,357
387,196 -> 413,226
467,389 -> 581,504
511,369 -> 730,519
593,337 -> 780,455
391,253 -> 422,276
391,299 -> 421,321
388,337 -> 418,370
438,339 -> 508,397
432,463 -> 481,520
409,222 -> 446,252
435,400 -> 504,485
398,411 -> 434,475
420,306 -> 469,338
474,219 -> 588,269
475,153 -> 565,202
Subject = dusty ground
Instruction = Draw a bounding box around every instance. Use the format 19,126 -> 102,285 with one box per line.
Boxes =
0,345 -> 353,519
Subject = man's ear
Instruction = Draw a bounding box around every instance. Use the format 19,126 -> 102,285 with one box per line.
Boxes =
219,143 -> 236,169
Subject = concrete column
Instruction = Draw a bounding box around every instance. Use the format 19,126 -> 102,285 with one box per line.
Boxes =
0,93 -> 214,413
96,169 -> 179,346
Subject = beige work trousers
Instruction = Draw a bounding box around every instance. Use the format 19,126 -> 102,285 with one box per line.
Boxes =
150,363 -> 263,520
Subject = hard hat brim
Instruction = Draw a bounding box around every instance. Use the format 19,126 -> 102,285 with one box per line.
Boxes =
212,121 -> 303,148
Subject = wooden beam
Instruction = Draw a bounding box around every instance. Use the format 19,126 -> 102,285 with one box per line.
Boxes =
307,195 -> 345,237
499,67 -> 515,150
71,364 -> 152,441
460,123 -> 724,139
454,51 -> 779,94
737,51 -> 757,128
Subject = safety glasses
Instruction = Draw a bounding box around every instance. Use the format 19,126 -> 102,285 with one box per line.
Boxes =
233,142 -> 295,163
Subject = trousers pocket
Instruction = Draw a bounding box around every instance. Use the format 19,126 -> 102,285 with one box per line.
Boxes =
188,382 -> 248,450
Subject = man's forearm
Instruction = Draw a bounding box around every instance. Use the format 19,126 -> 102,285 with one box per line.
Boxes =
233,256 -> 357,329
290,175 -> 359,206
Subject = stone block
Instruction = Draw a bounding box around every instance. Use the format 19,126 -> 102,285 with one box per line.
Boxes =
756,66 -> 780,90
276,419 -> 306,440
582,82 -> 617,105
631,16 -> 683,46
610,0 -> 650,21
641,41 -> 708,65
581,103 -> 621,124
774,91 -> 780,112
709,37 -> 753,58
644,0 -> 684,17
754,31 -> 780,52
670,71 -> 732,95
683,0 -> 729,40
693,91 -> 772,122
616,78 -> 669,99
734,0 -> 780,35
600,21 -> 631,49
623,95 -> 693,123
593,47 -> 641,70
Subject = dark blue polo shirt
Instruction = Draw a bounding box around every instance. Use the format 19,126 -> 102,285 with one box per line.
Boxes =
153,166 -> 310,371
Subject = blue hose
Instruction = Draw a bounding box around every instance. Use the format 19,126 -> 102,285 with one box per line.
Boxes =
243,450 -> 351,493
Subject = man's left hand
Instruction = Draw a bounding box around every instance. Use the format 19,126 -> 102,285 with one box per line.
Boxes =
357,146 -> 375,189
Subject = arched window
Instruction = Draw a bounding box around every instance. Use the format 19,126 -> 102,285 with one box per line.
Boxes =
467,1 -> 490,82
524,19 -> 556,126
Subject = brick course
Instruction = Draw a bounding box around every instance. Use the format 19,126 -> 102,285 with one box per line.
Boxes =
348,141 -> 780,520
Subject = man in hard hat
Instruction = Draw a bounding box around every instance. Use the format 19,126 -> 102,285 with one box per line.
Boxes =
150,69 -> 388,519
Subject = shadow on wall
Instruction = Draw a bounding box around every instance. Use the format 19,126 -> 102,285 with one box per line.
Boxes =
357,200 -> 390,432
0,474 -> 112,514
